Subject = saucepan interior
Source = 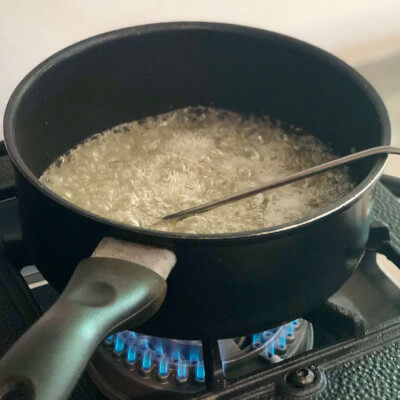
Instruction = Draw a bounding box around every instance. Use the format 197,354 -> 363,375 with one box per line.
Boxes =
4,22 -> 389,240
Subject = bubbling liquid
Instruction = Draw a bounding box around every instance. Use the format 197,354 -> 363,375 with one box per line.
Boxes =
40,107 -> 354,234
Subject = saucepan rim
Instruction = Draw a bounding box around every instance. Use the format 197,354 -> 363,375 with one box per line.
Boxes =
3,22 -> 391,242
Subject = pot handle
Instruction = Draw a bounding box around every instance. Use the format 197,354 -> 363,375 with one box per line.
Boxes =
0,257 -> 168,400
369,183 -> 400,266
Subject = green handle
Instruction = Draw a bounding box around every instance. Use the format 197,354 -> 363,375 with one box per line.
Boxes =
0,257 -> 166,400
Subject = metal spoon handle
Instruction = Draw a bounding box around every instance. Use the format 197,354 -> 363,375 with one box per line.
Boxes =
163,145 -> 400,220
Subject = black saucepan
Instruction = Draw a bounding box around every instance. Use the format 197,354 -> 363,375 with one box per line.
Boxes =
0,22 -> 390,399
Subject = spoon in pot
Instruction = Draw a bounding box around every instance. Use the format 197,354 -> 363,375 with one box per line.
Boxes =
163,145 -> 400,220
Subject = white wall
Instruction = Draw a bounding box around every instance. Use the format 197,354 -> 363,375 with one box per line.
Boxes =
1,0 -> 400,140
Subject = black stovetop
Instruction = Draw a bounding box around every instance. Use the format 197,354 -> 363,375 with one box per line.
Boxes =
2,142 -> 400,399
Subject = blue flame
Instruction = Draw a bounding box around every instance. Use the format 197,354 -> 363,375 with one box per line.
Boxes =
190,351 -> 200,363
286,323 -> 295,337
252,333 -> 262,347
171,350 -> 181,362
104,335 -> 114,345
154,342 -> 164,356
126,345 -> 137,363
277,333 -> 286,349
139,337 -> 149,350
265,342 -> 275,358
196,362 -> 205,382
177,360 -> 188,379
114,334 -> 125,354
142,350 -> 152,371
262,331 -> 273,340
158,356 -> 169,376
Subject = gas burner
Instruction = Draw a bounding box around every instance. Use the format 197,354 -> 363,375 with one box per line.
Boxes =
219,318 -> 313,379
103,331 -> 205,386
89,319 -> 312,398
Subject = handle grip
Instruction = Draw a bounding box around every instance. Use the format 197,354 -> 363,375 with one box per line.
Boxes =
0,257 -> 166,400
380,174 -> 400,197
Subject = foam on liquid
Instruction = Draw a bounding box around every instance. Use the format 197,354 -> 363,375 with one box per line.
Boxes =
40,107 -> 354,234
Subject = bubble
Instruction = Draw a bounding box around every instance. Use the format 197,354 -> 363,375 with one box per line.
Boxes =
39,107 -> 354,234
127,217 -> 140,227
238,167 -> 252,177
242,147 -> 260,160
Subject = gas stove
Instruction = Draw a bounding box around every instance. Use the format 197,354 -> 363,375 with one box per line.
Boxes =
89,317 -> 311,397
2,142 -> 400,399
